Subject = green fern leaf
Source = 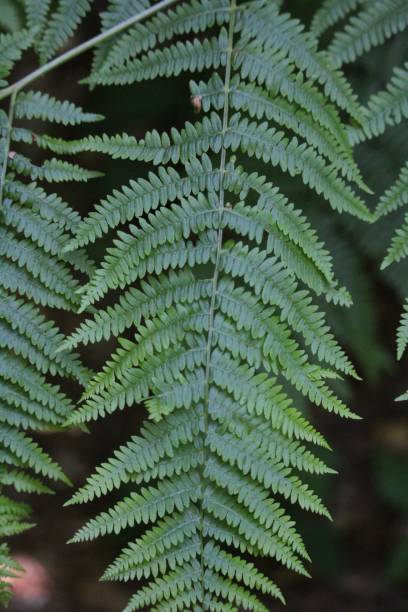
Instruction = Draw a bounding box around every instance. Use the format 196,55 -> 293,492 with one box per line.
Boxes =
38,0 -> 94,63
63,1 -> 367,608
328,0 -> 408,67
15,90 -> 104,125
0,44 -> 101,599
350,62 -> 408,145
311,0 -> 365,37
0,28 -> 34,85
376,160 -> 408,219
24,0 -> 51,37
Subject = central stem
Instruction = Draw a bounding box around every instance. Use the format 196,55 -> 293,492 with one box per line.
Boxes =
0,0 -> 179,101
199,0 -> 237,605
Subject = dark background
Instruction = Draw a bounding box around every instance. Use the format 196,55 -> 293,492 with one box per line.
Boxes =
3,1 -> 408,611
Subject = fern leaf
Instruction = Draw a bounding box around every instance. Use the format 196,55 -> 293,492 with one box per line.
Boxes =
311,0 -> 365,37
376,160 -> 408,218
96,0 -> 231,75
24,0 -> 51,37
60,118 -> 371,220
91,0 -> 151,73
38,0 -> 94,63
237,1 -> 364,122
0,427 -> 68,483
328,0 -> 408,67
0,50 -> 101,600
0,28 -> 34,85
86,32 -> 228,87
65,155 -> 221,250
397,300 -> 408,360
5,153 -> 102,183
350,63 -> 408,145
378,161 -> 408,271
15,90 -> 104,125
191,74 -> 362,184
4,179 -> 82,232
381,212 -> 408,269
0,544 -> 22,607
64,1 -> 365,608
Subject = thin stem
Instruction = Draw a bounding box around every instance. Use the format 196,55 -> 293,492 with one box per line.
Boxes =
0,90 -> 17,206
0,0 -> 179,102
199,0 -> 237,605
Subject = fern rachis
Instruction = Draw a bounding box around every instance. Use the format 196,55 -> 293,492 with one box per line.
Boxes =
47,1 -> 372,609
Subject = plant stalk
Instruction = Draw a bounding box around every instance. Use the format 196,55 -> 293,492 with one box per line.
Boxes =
0,0 -> 179,101
199,0 -> 237,604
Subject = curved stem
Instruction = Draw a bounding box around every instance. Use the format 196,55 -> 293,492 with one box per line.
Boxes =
199,0 -> 237,605
0,0 -> 179,102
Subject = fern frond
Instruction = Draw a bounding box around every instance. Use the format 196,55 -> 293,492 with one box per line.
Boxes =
91,0 -> 151,73
24,0 -> 51,38
38,0 -> 94,64
311,0 -> 365,37
86,32 -> 228,87
15,90 -> 104,125
377,162 -> 408,271
236,1 -> 363,122
0,28 -> 34,85
328,0 -> 408,67
96,0 -> 232,76
65,155 -> 222,250
0,47 -> 100,599
58,117 -> 371,220
381,212 -> 408,270
376,160 -> 408,219
4,153 -> 101,183
4,179 -> 82,232
191,74 -> 362,184
363,75 -> 408,395
64,1 -> 366,609
0,543 -> 22,606
350,63 -> 408,145
397,300 -> 408,360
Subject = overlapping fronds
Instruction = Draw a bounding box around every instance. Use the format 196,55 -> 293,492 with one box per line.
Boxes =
25,0 -> 94,63
0,26 -> 99,605
316,0 -> 408,67
63,1 -> 367,609
311,0 -> 365,38
377,159 -> 408,388
340,17 -> 408,395
349,62 -> 408,146
0,27 -> 34,88
313,0 -> 408,400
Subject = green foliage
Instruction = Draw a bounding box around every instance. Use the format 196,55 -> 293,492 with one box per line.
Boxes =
15,90 -> 104,125
4,0 -> 408,608
24,0 -> 51,36
0,28 -> 35,87
60,1 -> 368,609
36,0 -> 92,63
311,0 -> 365,38
349,62 -> 408,145
327,0 -> 408,67
0,24 -> 100,606
333,3 -> 408,396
